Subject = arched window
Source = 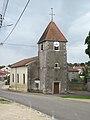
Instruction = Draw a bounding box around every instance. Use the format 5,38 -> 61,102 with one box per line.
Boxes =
54,63 -> 60,69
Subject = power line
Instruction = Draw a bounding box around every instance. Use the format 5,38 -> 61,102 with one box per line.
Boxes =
4,43 -> 37,47
0,0 -> 31,44
2,0 -> 9,20
0,0 -> 9,28
0,42 -> 84,50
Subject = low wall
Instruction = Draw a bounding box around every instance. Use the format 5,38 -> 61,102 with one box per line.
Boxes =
87,77 -> 90,91
87,82 -> 90,91
69,82 -> 84,90
9,84 -> 27,92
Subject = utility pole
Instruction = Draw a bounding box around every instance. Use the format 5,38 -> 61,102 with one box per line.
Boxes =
0,14 -> 2,28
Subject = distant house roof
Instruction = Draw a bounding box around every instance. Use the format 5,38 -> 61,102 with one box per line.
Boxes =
10,56 -> 38,68
37,21 -> 67,44
73,66 -> 85,70
0,69 -> 10,75
1,66 -> 10,72
68,67 -> 79,72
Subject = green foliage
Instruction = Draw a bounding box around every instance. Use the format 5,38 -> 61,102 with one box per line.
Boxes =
85,31 -> 90,58
82,67 -> 90,83
71,78 -> 82,83
0,99 -> 11,104
61,96 -> 90,99
68,63 -> 85,67
85,61 -> 90,66
4,76 -> 10,85
0,65 -> 5,69
80,63 -> 85,66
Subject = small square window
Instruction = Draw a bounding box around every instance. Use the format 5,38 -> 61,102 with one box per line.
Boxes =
54,46 -> 59,50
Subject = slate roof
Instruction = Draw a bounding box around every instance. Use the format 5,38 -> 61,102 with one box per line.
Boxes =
10,56 -> 38,68
38,21 -> 67,44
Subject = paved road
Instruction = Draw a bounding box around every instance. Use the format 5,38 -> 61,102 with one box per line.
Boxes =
0,89 -> 90,120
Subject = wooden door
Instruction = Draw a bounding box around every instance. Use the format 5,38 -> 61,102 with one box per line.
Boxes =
54,82 -> 59,94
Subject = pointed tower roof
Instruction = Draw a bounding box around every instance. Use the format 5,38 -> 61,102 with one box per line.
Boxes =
37,21 -> 67,44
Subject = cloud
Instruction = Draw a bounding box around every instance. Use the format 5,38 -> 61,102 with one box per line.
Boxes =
67,44 -> 89,63
66,12 -> 90,63
68,12 -> 90,38
0,0 -> 90,65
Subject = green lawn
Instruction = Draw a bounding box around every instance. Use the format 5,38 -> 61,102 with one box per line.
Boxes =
0,98 -> 11,104
61,96 -> 90,99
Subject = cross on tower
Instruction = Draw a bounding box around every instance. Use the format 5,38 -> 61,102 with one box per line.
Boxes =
49,8 -> 55,21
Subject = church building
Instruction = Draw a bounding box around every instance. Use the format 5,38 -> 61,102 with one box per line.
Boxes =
10,19 -> 68,94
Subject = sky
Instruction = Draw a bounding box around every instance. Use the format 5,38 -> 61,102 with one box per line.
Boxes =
0,0 -> 90,66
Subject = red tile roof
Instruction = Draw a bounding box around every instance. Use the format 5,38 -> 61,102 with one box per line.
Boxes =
68,67 -> 79,72
73,66 -> 85,70
0,69 -> 10,75
10,56 -> 38,68
38,21 -> 67,44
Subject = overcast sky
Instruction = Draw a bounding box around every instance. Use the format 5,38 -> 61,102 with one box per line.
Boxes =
0,0 -> 90,66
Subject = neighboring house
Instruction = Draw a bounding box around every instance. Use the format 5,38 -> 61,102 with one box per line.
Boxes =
0,70 -> 6,81
73,66 -> 85,74
0,69 -> 10,81
1,66 -> 10,72
68,67 -> 79,81
10,20 -> 68,94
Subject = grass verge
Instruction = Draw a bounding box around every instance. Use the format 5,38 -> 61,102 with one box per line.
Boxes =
0,98 -> 11,104
61,96 -> 90,99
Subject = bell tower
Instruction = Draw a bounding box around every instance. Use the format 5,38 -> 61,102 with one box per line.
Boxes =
37,10 -> 68,94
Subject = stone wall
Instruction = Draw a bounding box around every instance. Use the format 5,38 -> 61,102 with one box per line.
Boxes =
28,60 -> 39,91
87,77 -> 90,91
69,82 -> 84,90
9,84 -> 27,92
38,41 -> 68,93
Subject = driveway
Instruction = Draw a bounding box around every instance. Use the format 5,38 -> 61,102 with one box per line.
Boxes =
0,89 -> 90,120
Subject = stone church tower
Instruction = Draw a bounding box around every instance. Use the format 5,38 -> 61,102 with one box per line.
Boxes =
38,21 -> 68,94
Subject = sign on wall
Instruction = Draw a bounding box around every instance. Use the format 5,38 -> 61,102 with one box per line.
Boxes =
54,42 -> 59,47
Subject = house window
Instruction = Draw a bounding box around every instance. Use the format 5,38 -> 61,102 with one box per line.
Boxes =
17,74 -> 19,83
41,44 -> 43,50
23,74 -> 25,84
12,74 -> 14,82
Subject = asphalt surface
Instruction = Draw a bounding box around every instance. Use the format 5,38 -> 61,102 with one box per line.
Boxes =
0,89 -> 90,120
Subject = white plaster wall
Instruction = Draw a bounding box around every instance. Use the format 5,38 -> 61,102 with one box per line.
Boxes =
10,66 -> 28,91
